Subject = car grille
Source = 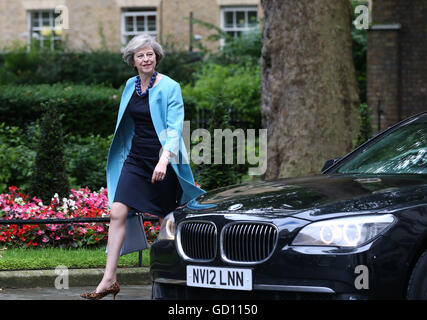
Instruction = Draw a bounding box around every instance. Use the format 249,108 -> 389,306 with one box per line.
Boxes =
178,221 -> 217,261
177,221 -> 278,264
221,223 -> 278,264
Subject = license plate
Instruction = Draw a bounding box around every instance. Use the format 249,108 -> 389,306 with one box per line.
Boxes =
186,265 -> 252,291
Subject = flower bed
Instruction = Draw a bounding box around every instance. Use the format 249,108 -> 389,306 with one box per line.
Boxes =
0,186 -> 160,248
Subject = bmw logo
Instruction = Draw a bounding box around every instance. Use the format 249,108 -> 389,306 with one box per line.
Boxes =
228,203 -> 243,211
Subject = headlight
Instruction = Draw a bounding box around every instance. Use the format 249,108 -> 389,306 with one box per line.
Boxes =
291,214 -> 395,247
157,212 -> 176,241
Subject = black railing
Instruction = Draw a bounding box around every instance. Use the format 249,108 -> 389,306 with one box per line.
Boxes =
0,215 -> 159,267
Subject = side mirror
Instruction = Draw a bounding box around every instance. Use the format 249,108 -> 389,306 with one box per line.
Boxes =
322,158 -> 341,172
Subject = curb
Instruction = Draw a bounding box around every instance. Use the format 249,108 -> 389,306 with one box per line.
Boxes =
0,267 -> 151,289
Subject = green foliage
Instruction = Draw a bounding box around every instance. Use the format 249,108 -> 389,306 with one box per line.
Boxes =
0,83 -> 121,137
209,32 -> 261,67
30,101 -> 69,202
0,247 -> 148,270
0,43 -> 41,85
350,0 -> 368,104
157,40 -> 204,85
64,134 -> 112,191
0,123 -> 35,193
182,63 -> 261,130
0,122 -> 111,194
355,103 -> 373,147
182,63 -> 261,190
190,17 -> 262,68
0,41 -> 133,88
352,28 -> 367,104
0,41 -> 202,87
191,94 -> 241,190
179,20 -> 262,189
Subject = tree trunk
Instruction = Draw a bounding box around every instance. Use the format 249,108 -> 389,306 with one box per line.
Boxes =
260,0 -> 360,180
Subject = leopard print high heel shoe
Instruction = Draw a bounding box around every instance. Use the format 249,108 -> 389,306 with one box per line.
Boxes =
81,281 -> 120,300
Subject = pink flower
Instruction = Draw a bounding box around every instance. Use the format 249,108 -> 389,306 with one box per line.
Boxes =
0,186 -> 123,249
56,213 -> 66,219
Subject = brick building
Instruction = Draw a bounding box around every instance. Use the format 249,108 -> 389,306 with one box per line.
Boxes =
0,0 -> 262,52
368,0 -> 427,131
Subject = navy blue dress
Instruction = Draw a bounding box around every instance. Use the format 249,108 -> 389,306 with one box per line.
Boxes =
114,90 -> 180,217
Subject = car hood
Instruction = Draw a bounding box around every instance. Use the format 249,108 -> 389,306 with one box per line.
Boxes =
182,174 -> 427,221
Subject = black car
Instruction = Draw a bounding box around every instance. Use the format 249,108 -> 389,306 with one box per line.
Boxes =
150,112 -> 427,300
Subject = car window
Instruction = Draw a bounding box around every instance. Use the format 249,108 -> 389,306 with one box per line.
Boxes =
335,116 -> 427,174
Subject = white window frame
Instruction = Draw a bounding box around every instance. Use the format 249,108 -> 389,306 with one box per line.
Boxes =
220,6 -> 258,44
27,10 -> 61,51
121,9 -> 157,48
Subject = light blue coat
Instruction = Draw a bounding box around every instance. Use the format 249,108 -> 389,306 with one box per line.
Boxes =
106,74 -> 205,211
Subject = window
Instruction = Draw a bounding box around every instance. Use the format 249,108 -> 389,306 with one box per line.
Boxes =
334,116 -> 427,175
121,8 -> 157,46
27,10 -> 62,50
221,6 -> 258,39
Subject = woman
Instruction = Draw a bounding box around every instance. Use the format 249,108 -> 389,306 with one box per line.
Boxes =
81,33 -> 205,300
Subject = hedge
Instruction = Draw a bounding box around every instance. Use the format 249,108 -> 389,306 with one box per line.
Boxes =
0,83 -> 121,137
0,122 -> 112,194
0,49 -> 202,88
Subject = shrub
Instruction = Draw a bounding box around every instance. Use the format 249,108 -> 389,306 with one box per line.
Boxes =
207,30 -> 261,68
182,62 -> 261,130
0,84 -> 121,137
0,123 -> 35,194
0,46 -> 132,88
64,134 -> 112,191
182,62 -> 261,190
189,17 -> 261,68
355,103 -> 373,147
30,102 -> 69,203
0,43 -> 41,85
190,94 -> 245,191
0,44 -> 202,87
157,40 -> 204,85
0,123 -> 111,194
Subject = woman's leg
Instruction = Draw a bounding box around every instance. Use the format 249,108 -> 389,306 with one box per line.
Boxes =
96,202 -> 129,292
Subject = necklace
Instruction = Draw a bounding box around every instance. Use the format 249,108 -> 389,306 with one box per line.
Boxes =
135,71 -> 158,97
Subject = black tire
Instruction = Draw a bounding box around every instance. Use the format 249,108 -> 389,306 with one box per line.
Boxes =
407,250 -> 427,300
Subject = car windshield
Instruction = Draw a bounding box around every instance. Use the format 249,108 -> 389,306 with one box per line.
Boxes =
335,116 -> 427,174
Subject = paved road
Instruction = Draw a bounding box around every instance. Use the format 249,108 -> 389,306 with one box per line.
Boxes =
0,285 -> 152,300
